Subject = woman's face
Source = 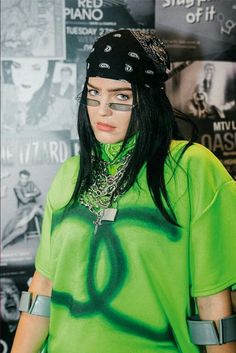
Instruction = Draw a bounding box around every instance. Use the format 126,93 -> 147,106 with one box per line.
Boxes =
0,280 -> 20,323
11,59 -> 48,103
87,77 -> 133,144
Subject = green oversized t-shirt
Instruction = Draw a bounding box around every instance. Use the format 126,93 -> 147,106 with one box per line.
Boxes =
36,141 -> 236,353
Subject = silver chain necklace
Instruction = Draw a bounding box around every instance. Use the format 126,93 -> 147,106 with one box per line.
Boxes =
79,153 -> 131,233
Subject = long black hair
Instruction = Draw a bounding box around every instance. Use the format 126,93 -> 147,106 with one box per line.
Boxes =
71,80 -> 197,226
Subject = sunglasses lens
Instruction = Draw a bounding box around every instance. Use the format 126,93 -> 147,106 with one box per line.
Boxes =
109,103 -> 132,111
86,98 -> 100,107
77,91 -> 135,111
80,97 -> 133,111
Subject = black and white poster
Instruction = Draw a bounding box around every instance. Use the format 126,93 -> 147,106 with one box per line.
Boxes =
66,0 -> 155,59
1,131 -> 71,276
165,60 -> 236,178
1,0 -> 66,59
0,276 -> 29,353
1,60 -> 77,135
155,0 -> 236,61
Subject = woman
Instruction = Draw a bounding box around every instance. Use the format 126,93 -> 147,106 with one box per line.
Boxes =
2,59 -> 53,131
11,30 -> 236,353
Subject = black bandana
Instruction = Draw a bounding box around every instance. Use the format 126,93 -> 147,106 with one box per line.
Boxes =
86,29 -> 170,88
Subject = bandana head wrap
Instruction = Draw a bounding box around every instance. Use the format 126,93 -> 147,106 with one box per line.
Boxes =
86,29 -> 170,88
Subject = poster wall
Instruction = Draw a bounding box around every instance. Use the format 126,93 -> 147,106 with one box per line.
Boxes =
0,0 -> 235,351
165,60 -> 236,177
155,0 -> 236,61
155,0 -> 236,178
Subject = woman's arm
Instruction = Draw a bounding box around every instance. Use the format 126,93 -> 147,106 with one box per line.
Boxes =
231,291 -> 236,312
10,271 -> 52,353
197,289 -> 236,353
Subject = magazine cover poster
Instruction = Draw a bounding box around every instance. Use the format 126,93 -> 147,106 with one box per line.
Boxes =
1,131 -> 71,275
66,0 -> 155,59
165,60 -> 236,178
155,0 -> 236,61
1,60 -> 77,135
0,275 -> 32,353
1,0 -> 66,60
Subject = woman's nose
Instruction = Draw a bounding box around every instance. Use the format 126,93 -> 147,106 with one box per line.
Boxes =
97,99 -> 112,116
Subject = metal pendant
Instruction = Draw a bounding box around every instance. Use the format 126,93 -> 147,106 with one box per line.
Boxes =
102,208 -> 117,222
93,208 -> 117,235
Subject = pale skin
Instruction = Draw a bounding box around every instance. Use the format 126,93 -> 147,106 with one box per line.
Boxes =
87,77 -> 133,144
10,271 -> 52,353
11,77 -> 236,353
197,291 -> 236,353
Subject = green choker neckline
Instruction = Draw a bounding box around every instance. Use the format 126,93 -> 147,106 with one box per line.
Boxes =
99,134 -> 137,164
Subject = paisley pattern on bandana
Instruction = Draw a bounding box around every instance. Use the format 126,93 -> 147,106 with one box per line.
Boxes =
78,136 -> 137,214
130,30 -> 169,69
86,29 -> 169,88
99,134 -> 136,166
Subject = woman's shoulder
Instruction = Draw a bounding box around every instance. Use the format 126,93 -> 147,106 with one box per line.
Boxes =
56,155 -> 80,181
170,139 -> 215,157
47,155 -> 80,210
168,141 -> 235,221
170,140 -> 224,166
169,140 -> 233,183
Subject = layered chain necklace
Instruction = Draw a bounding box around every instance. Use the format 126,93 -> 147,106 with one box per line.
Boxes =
79,151 -> 132,234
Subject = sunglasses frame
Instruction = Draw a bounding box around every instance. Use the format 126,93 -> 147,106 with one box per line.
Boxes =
76,94 -> 136,112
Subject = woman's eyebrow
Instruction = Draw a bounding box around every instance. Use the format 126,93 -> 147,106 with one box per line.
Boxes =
110,87 -> 132,92
87,82 -> 132,92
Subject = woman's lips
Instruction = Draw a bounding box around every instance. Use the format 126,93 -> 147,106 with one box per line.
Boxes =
96,122 -> 115,132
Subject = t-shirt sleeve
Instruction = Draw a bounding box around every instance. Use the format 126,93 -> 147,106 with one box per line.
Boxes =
35,156 -> 79,280
186,144 -> 236,297
35,193 -> 54,279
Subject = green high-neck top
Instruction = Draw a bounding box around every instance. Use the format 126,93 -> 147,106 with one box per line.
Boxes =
98,134 -> 136,175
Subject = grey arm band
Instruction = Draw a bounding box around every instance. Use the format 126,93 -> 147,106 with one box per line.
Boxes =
188,314 -> 236,345
19,291 -> 51,317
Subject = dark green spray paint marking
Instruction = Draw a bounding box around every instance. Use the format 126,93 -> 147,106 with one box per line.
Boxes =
52,207 -> 179,341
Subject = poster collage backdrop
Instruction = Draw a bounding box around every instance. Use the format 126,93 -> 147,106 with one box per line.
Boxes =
0,0 -> 235,351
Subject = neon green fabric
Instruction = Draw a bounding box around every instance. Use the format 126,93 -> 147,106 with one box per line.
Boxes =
99,133 -> 137,173
35,141 -> 236,353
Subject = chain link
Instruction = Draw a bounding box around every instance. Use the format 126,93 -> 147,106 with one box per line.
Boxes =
79,153 -> 131,216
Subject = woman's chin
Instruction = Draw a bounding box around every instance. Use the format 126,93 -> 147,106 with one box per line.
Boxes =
94,131 -> 123,145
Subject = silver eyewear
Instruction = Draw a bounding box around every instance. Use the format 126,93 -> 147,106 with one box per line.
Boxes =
77,95 -> 135,112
